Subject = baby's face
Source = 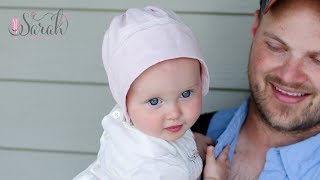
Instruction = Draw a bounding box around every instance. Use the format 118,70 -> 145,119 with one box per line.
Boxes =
126,58 -> 203,141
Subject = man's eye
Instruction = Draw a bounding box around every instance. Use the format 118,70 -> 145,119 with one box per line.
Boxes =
312,58 -> 320,65
310,54 -> 320,65
266,42 -> 286,53
314,58 -> 320,64
148,98 -> 159,105
181,90 -> 191,98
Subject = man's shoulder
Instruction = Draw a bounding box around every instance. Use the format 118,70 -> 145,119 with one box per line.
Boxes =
213,107 -> 239,122
192,107 -> 239,134
206,107 -> 239,141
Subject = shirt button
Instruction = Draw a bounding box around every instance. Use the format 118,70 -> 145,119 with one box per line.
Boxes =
112,110 -> 120,119
93,163 -> 100,171
103,132 -> 110,139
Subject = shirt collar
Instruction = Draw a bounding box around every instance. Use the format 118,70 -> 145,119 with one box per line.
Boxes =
214,99 -> 249,159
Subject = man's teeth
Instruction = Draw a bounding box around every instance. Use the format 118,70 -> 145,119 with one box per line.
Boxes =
275,87 -> 305,97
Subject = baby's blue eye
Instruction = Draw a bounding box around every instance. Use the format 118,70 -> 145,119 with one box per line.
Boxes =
148,98 -> 159,105
181,90 -> 191,98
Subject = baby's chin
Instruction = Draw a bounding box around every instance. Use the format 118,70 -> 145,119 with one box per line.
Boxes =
161,128 -> 188,141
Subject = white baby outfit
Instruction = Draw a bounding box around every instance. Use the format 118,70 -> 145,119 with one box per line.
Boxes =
74,106 -> 203,180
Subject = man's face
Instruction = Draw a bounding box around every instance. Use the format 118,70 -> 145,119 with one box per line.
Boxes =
248,1 -> 320,132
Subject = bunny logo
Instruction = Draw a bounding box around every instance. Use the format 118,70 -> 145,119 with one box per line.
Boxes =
10,17 -> 19,35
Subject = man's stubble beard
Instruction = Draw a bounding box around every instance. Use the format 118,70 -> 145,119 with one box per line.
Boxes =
248,73 -> 320,133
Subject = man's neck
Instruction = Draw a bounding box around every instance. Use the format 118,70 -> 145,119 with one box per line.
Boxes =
229,100 -> 320,180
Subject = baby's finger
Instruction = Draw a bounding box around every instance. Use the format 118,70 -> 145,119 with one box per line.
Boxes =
206,145 -> 215,160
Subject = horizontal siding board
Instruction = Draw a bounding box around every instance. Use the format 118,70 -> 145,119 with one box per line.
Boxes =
1,9 -> 110,85
0,148 -> 96,180
1,9 -> 252,89
0,81 -> 110,152
0,0 -> 259,14
1,81 -> 249,153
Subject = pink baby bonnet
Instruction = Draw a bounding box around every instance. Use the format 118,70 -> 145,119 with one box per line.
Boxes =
102,6 -> 210,123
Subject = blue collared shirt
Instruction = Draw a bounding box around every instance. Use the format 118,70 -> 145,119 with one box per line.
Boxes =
206,99 -> 320,179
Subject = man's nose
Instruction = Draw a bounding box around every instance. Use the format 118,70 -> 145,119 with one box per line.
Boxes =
278,56 -> 308,84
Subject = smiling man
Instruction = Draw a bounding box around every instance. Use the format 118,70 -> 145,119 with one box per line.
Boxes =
194,0 -> 320,179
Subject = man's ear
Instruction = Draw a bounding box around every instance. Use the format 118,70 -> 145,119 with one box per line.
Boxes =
251,10 -> 260,37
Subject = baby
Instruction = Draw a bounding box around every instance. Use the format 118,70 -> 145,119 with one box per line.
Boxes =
74,6 -> 229,180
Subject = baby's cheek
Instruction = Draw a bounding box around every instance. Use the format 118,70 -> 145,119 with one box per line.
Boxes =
143,115 -> 164,132
187,104 -> 202,124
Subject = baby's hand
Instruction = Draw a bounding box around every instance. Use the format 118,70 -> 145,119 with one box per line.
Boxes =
203,145 -> 230,180
193,132 -> 214,162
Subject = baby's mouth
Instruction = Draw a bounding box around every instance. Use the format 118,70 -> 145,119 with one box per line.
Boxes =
165,125 -> 183,133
